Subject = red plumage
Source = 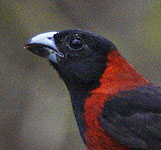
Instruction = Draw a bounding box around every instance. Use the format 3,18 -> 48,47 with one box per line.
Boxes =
84,51 -> 148,150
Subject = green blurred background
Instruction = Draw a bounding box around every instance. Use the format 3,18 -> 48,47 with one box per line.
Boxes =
0,1 -> 160,150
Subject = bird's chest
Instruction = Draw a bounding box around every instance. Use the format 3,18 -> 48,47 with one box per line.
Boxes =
83,94 -> 127,150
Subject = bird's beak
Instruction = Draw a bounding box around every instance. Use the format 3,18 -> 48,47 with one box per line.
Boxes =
24,32 -> 64,63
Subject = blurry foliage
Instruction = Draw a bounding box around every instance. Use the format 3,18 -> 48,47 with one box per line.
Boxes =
0,0 -> 160,150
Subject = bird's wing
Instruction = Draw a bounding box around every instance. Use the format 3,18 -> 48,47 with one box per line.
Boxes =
100,84 -> 161,149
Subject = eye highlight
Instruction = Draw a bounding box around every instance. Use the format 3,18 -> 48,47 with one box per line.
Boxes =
69,38 -> 83,50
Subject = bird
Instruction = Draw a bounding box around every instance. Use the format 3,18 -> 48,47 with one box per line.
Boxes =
25,29 -> 161,150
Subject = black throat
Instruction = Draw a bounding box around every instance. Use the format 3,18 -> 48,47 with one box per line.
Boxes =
57,67 -> 101,143
49,52 -> 107,142
67,80 -> 100,143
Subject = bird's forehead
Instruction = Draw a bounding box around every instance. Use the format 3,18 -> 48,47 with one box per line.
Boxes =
57,29 -> 94,38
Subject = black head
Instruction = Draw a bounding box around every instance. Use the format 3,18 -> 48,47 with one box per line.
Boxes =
25,29 -> 117,90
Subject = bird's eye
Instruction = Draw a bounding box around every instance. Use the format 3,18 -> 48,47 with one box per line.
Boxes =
69,38 -> 83,50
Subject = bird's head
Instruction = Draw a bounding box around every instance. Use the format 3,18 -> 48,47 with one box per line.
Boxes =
25,29 -> 117,89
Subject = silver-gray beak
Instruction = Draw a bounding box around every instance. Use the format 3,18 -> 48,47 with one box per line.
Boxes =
24,32 -> 64,63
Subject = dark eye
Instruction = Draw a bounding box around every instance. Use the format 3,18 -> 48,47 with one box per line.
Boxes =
69,38 -> 83,50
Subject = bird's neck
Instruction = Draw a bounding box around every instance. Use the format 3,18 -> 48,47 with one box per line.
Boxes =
92,50 -> 149,95
64,50 -> 149,146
